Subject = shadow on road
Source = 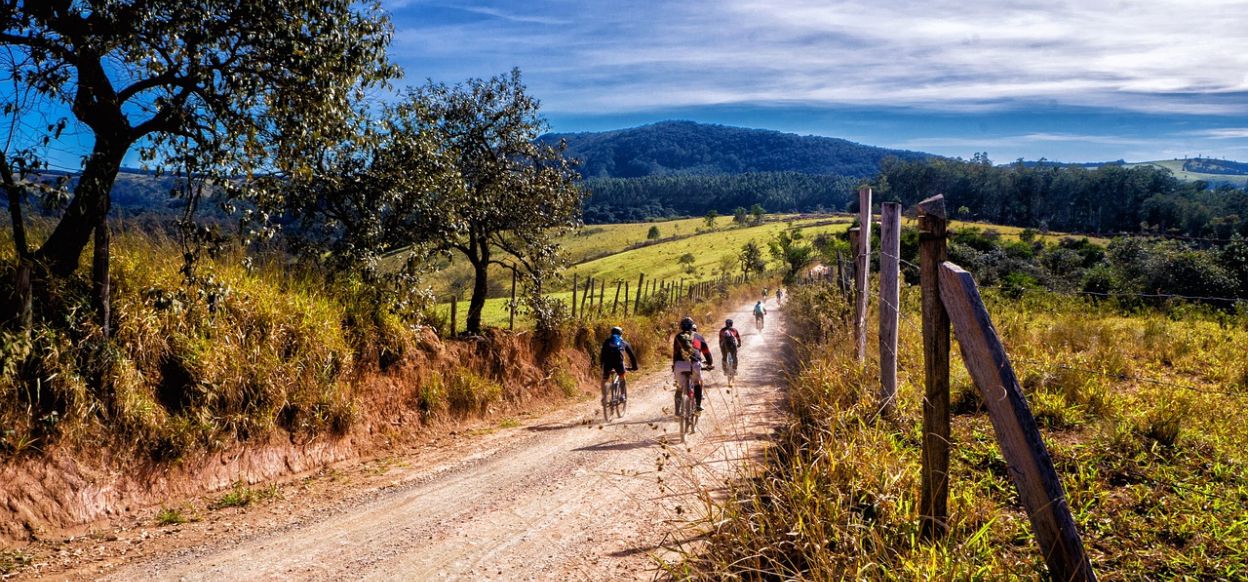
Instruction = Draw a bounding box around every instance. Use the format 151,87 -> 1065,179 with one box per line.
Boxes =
573,438 -> 662,452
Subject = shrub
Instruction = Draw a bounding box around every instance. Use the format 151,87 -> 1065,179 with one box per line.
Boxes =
446,367 -> 502,416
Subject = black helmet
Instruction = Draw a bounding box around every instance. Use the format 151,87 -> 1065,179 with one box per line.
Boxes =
610,326 -> 623,336
725,319 -> 733,326
679,316 -> 695,331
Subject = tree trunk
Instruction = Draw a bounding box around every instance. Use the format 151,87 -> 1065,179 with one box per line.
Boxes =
35,137 -> 127,277
93,215 -> 111,338
466,254 -> 489,334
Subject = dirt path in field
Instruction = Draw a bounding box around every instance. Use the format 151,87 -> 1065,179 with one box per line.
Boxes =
27,300 -> 789,581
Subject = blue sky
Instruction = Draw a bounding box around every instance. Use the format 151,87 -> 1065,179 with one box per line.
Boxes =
10,0 -> 1248,169
384,0 -> 1248,163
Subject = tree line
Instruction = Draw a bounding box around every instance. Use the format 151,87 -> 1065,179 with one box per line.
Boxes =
878,154 -> 1248,238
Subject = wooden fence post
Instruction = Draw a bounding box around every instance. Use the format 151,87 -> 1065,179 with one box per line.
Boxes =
855,186 -> 872,364
612,280 -> 622,315
918,194 -> 951,540
939,262 -> 1096,581
509,269 -> 517,331
879,201 -> 901,416
623,282 -> 631,316
571,273 -> 579,319
635,273 -> 645,314
597,279 -> 605,315
581,276 -> 593,314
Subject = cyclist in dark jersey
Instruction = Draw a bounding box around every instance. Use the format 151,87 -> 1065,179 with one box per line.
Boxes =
718,319 -> 741,372
600,326 -> 638,403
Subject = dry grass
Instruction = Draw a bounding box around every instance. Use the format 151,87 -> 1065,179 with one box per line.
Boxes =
677,282 -> 1248,579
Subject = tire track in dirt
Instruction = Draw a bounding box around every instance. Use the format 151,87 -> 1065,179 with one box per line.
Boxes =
53,300 -> 789,581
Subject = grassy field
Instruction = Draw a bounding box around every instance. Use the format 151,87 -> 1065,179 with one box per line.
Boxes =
676,282 -> 1248,579
1126,159 -> 1248,187
432,215 -> 852,328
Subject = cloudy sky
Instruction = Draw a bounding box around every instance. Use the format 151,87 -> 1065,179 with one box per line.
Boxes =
384,0 -> 1248,162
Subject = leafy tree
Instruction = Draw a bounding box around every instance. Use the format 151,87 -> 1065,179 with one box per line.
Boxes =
678,252 -> 696,274
412,69 -> 583,334
768,228 -> 814,282
271,95 -> 461,317
647,225 -> 661,240
704,210 -> 719,228
733,206 -> 749,225
739,241 -> 765,278
1,0 -> 397,333
750,203 -> 766,225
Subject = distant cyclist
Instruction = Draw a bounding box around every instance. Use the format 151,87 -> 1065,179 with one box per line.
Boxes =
718,318 -> 742,371
762,287 -> 770,300
601,326 -> 639,404
753,300 -> 767,329
672,316 -> 713,412
776,288 -> 784,304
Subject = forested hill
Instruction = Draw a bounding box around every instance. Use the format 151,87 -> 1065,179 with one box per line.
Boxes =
544,120 -> 929,178
541,121 -> 932,222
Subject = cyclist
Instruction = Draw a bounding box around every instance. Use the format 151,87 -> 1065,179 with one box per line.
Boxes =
672,316 -> 713,412
753,300 -> 767,329
776,288 -> 784,304
762,287 -> 770,300
718,319 -> 742,374
600,326 -> 639,404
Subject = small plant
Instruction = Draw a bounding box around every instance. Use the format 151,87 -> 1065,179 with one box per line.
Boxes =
499,417 -> 520,428
552,366 -> 579,398
156,506 -> 190,526
209,481 -> 279,510
0,549 -> 33,575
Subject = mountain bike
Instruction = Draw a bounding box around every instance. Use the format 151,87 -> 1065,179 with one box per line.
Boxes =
723,351 -> 737,388
602,371 -> 626,422
674,364 -> 711,442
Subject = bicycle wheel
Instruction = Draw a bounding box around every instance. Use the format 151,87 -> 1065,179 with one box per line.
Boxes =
617,379 -> 627,418
602,373 -> 615,422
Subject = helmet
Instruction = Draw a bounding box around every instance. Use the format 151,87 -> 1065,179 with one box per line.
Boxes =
679,316 -> 695,332
610,326 -> 623,336
725,319 -> 733,326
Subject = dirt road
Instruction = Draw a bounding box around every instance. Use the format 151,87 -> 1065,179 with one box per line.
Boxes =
41,301 -> 788,581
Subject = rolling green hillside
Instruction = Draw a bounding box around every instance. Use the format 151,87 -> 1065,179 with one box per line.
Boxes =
1126,159 -> 1248,186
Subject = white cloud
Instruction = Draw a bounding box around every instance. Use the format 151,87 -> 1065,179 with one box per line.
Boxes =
387,0 -> 1248,114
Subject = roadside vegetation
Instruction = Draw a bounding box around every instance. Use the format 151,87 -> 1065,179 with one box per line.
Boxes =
677,253 -> 1248,578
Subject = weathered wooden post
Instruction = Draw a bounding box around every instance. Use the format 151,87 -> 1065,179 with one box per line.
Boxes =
918,195 -> 951,541
581,276 -> 593,314
855,186 -> 872,364
939,262 -> 1095,581
623,281 -> 631,316
612,280 -> 622,315
635,273 -> 645,314
509,269 -> 517,331
848,227 -> 862,348
879,201 -> 901,416
597,279 -> 606,315
571,273 -> 579,319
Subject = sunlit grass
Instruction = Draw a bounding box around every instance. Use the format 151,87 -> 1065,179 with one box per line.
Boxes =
679,283 -> 1248,579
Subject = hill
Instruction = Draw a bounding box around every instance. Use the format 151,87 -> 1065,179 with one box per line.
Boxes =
1126,158 -> 1248,186
544,120 -> 930,179
541,121 -> 932,222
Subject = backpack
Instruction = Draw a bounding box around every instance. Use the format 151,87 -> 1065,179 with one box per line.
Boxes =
606,335 -> 624,351
754,303 -> 765,316
675,331 -> 698,362
720,327 -> 737,345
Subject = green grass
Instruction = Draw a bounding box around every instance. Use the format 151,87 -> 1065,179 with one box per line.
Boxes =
155,506 -> 191,526
432,215 -> 851,328
208,482 -> 281,510
1126,159 -> 1248,187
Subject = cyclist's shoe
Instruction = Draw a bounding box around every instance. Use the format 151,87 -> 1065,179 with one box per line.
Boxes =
696,405 -> 704,412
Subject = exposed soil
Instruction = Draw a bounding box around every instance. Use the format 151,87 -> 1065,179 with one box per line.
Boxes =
9,300 -> 789,581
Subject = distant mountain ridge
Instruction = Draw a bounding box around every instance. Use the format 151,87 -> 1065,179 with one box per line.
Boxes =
543,120 -> 931,179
